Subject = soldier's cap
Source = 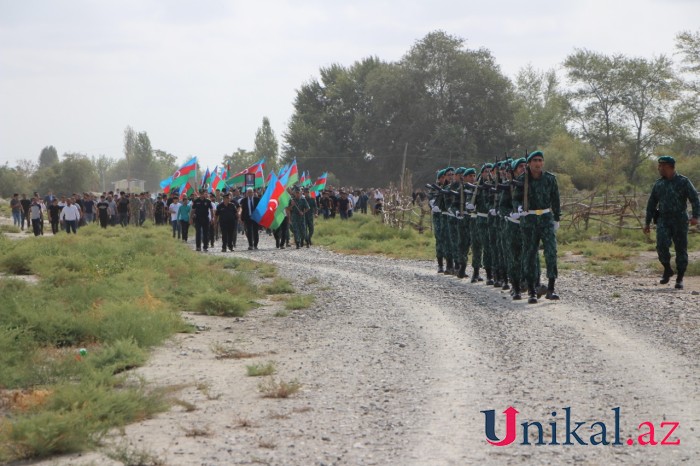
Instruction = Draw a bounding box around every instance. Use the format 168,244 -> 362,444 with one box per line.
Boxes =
480,163 -> 494,173
464,168 -> 476,176
293,186 -> 301,192
444,166 -> 455,174
657,155 -> 675,166
455,167 -> 466,175
527,150 -> 544,163
511,157 -> 527,171
437,169 -> 447,178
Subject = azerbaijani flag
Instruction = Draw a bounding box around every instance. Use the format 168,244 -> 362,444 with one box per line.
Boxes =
169,156 -> 198,190
299,171 -> 307,187
180,179 -> 196,198
201,167 -> 211,190
285,159 -> 299,187
160,176 -> 173,194
251,173 -> 290,228
254,163 -> 265,188
227,159 -> 265,186
312,172 -> 327,192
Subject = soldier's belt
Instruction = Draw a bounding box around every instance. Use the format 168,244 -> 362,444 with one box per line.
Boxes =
522,208 -> 551,216
506,216 -> 520,224
476,212 -> 489,218
469,213 -> 478,218
488,211 -> 498,216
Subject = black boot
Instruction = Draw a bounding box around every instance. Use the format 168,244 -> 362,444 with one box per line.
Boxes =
660,263 -> 674,284
494,270 -> 502,288
470,267 -> 482,283
445,258 -> 454,275
545,278 -> 560,300
501,277 -> 510,291
437,257 -> 444,274
527,286 -> 538,304
486,268 -> 494,286
457,263 -> 467,279
675,271 -> 685,289
512,285 -> 522,300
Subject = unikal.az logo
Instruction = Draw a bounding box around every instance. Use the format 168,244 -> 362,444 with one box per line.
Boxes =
481,407 -> 680,446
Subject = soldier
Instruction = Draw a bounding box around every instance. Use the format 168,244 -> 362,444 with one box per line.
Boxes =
643,155 -> 700,289
457,168 -> 477,278
190,189 -> 215,252
441,167 -> 456,274
513,151 -> 561,304
474,163 -> 494,283
289,187 -> 309,248
448,168 -> 465,277
495,159 -> 513,291
505,158 -> 527,300
429,169 -> 448,272
303,187 -> 318,245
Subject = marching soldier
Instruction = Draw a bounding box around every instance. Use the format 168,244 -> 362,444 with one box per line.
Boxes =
303,187 -> 318,246
457,168 -> 477,279
474,163 -> 494,284
495,160 -> 512,291
644,155 -> 700,289
448,168 -> 465,277
429,169 -> 448,272
441,167 -> 456,274
505,158 -> 527,300
289,187 -> 310,248
513,151 -> 561,304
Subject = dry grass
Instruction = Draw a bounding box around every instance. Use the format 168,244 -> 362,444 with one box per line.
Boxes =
211,342 -> 261,360
172,398 -> 197,412
183,426 -> 211,437
258,378 -> 302,398
258,439 -> 277,449
246,361 -> 276,377
235,417 -> 258,428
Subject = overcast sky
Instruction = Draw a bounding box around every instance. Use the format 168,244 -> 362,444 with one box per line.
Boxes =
1,0 -> 698,173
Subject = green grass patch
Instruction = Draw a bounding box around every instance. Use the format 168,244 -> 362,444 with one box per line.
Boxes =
246,361 -> 276,377
221,256 -> 277,278
263,278 -> 295,295
0,224 -> 20,234
284,294 -> 315,310
0,225 -> 267,462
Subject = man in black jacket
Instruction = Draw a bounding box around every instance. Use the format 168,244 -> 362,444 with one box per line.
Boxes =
240,187 -> 260,250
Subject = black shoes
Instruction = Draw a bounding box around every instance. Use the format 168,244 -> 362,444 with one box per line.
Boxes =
660,264 -> 675,284
512,290 -> 522,300
545,290 -> 560,300
675,281 -> 684,289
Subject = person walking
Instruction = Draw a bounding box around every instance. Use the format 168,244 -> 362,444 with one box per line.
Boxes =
29,197 -> 43,236
48,198 -> 61,234
96,195 -> 110,228
169,197 -> 182,239
177,197 -> 192,242
289,187 -> 310,248
10,193 -> 22,228
190,190 -> 214,252
59,198 -> 81,234
644,155 -> 700,289
216,194 -> 239,252
240,187 -> 260,250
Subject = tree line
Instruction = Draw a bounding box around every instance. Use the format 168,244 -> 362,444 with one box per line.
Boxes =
2,29 -> 699,197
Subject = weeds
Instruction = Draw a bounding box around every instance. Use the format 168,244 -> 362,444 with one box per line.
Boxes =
258,378 -> 301,398
105,441 -> 165,466
246,362 -> 276,377
285,294 -> 315,310
273,310 -> 290,317
262,278 -> 295,295
211,343 -> 260,360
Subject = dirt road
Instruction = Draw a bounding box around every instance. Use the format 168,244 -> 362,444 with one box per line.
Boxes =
33,233 -> 699,465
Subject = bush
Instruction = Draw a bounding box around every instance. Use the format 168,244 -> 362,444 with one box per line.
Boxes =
190,294 -> 252,317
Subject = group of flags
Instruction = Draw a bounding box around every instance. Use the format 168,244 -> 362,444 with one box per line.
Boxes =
159,157 -> 328,230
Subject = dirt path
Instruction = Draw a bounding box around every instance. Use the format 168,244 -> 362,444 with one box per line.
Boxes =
23,232 -> 700,465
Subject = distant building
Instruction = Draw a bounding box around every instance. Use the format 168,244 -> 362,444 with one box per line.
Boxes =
113,179 -> 145,193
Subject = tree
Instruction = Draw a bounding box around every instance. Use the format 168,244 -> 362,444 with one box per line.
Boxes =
564,49 -> 679,180
92,155 -> 115,192
123,126 -> 137,181
253,117 -> 280,174
34,153 -> 97,195
0,163 -> 31,197
38,146 -> 59,170
512,65 -> 570,152
223,148 -> 258,174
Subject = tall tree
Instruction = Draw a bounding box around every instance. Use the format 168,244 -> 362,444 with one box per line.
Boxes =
564,49 -> 679,180
123,126 -> 137,182
92,155 -> 115,192
253,117 -> 280,174
38,146 -> 59,170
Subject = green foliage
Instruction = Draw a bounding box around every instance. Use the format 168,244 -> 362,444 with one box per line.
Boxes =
246,361 -> 276,377
284,294 -> 315,310
262,278 -> 295,295
314,214 -> 434,260
0,227 -> 267,462
190,294 -> 253,317
254,117 -> 280,174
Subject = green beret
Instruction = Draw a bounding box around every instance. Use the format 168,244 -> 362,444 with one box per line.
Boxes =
455,167 -> 466,175
657,155 -> 675,165
480,163 -> 494,173
437,169 -> 447,179
464,168 -> 476,176
527,150 -> 544,163
511,157 -> 526,171
444,166 -> 455,174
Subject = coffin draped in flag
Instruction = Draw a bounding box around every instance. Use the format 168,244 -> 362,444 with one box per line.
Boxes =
251,173 -> 290,229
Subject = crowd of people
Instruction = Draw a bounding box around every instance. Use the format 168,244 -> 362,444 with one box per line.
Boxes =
6,185 -> 390,252
429,151 -> 699,302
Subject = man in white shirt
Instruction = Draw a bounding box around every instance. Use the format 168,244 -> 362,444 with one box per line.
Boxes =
168,198 -> 182,239
59,198 -> 81,234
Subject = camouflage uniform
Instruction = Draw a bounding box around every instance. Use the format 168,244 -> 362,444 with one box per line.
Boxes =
429,185 -> 445,260
129,196 -> 141,226
645,168 -> 700,285
144,197 -> 154,225
305,194 -> 317,245
289,195 -> 309,248
496,164 -> 513,289
513,154 -> 561,300
474,169 -> 493,282
447,179 -> 462,272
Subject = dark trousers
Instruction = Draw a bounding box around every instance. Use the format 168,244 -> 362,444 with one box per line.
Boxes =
244,220 -> 259,247
31,218 -> 42,236
180,220 -> 190,241
99,214 -> 109,229
274,217 -> 289,247
51,220 -> 60,235
195,220 -> 210,250
64,220 -> 77,234
220,219 -> 236,250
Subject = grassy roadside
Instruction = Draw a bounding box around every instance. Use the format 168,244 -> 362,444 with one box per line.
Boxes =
0,224 -> 264,462
312,213 -> 700,276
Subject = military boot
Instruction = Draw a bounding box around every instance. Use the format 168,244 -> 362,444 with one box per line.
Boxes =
545,278 -> 560,300
493,270 -> 502,288
527,286 -> 538,304
486,268 -> 494,286
512,284 -> 522,300
437,257 -> 444,274
445,258 -> 454,275
470,267 -> 482,283
501,277 -> 510,291
675,271 -> 685,290
457,263 -> 467,278
660,263 -> 675,284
